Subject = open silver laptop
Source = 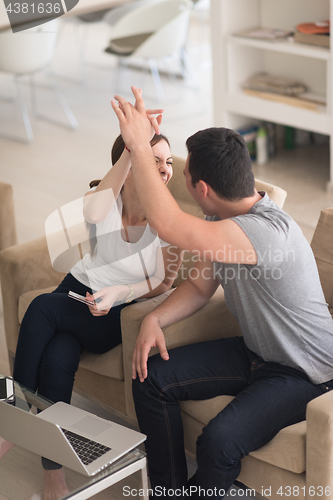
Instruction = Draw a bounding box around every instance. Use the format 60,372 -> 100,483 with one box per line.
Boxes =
0,401 -> 146,476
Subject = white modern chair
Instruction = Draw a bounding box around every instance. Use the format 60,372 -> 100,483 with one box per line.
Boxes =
104,0 -> 195,100
0,19 -> 78,143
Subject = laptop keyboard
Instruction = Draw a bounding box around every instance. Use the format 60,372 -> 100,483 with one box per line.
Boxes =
61,428 -> 111,465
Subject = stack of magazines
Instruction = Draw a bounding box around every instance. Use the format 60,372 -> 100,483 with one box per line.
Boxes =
242,72 -> 325,112
233,27 -> 293,41
243,72 -> 306,96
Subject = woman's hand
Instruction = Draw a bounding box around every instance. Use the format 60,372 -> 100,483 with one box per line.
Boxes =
134,88 -> 163,138
86,286 -> 128,316
147,111 -> 163,139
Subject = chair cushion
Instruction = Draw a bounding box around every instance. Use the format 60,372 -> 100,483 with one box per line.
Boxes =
78,9 -> 110,23
79,344 -> 124,380
180,396 -> 306,474
105,33 -> 153,56
18,288 -> 124,380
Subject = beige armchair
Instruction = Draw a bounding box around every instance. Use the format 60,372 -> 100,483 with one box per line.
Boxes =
121,207 -> 333,499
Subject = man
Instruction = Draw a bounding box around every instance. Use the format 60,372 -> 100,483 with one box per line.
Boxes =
111,87 -> 333,499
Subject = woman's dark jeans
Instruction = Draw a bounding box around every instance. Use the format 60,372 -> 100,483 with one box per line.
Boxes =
13,273 -> 130,469
133,336 -> 333,499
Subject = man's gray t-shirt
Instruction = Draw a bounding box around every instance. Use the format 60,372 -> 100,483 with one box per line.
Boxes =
209,192 -> 333,384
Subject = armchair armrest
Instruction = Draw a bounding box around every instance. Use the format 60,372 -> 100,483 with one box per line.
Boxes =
121,286 -> 241,419
0,236 -> 65,369
0,181 -> 17,251
306,390 -> 333,497
121,289 -> 174,418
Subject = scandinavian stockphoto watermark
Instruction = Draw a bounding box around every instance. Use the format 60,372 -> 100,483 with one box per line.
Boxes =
3,0 -> 80,32
165,244 -> 296,283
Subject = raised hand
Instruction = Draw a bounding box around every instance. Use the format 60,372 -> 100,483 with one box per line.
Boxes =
111,86 -> 162,150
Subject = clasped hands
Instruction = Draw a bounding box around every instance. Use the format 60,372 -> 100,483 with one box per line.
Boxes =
111,86 -> 162,149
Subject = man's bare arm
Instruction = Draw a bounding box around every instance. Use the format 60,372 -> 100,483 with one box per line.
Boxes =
111,87 -> 258,265
132,260 -> 219,381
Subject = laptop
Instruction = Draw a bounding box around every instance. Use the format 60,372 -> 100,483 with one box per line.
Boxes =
0,400 -> 146,476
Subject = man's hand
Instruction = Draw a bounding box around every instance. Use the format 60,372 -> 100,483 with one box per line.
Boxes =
132,314 -> 169,382
111,86 -> 161,150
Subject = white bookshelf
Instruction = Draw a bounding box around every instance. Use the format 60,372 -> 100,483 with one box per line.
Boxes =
210,0 -> 333,193
228,35 -> 330,60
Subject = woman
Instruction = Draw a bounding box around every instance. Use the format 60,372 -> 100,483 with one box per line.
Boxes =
0,131 -> 183,500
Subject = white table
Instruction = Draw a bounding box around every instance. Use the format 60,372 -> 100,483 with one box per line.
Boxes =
0,0 -> 132,31
62,449 -> 149,500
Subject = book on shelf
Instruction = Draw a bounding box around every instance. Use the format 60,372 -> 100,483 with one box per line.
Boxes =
294,31 -> 329,48
233,27 -> 294,41
243,72 -> 306,96
294,20 -> 330,48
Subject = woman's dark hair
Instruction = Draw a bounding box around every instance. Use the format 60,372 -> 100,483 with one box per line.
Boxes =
186,127 -> 255,201
89,133 -> 170,189
87,133 -> 170,254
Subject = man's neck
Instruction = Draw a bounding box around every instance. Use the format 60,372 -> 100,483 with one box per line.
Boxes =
214,190 -> 264,220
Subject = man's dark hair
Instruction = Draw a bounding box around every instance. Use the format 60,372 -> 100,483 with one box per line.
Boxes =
186,127 -> 255,201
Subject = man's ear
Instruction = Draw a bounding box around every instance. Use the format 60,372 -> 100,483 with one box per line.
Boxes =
197,180 -> 209,199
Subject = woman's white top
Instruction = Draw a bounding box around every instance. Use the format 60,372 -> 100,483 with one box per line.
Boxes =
70,195 -> 169,293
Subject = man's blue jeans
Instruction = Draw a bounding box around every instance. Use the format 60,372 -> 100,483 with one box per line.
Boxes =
132,336 -> 333,499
